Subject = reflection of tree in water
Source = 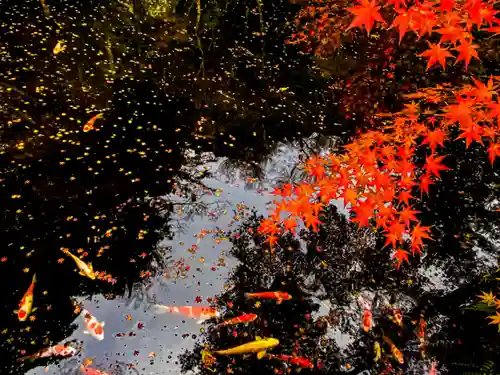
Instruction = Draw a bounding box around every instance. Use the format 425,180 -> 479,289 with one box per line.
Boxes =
180,138 -> 500,375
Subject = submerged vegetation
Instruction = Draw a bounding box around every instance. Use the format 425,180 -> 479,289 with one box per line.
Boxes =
1,0 -> 500,374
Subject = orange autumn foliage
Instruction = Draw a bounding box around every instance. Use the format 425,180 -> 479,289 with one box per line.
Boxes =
287,0 -> 499,68
259,76 -> 500,268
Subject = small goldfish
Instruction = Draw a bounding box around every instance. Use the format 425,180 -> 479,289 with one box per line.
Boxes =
80,365 -> 111,375
61,248 -> 96,280
245,291 -> 292,304
81,309 -> 105,341
269,354 -> 314,369
83,113 -> 103,133
373,341 -> 381,362
383,336 -> 404,364
214,336 -> 279,359
216,313 -> 257,328
15,274 -> 37,321
418,317 -> 426,344
152,304 -> 219,324
17,342 -> 78,361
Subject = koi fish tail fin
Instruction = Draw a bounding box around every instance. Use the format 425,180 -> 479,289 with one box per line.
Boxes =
244,293 -> 253,299
16,354 -> 36,362
60,247 -> 70,255
151,304 -> 171,314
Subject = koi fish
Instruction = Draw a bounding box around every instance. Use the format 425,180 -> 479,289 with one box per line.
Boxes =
61,248 -> 96,280
80,365 -> 111,375
152,304 -> 219,324
245,291 -> 292,304
383,336 -> 404,364
53,40 -> 66,55
216,313 -> 257,328
81,309 -> 105,341
17,343 -> 78,361
15,274 -> 37,321
373,341 -> 381,362
418,317 -> 426,344
429,360 -> 437,375
392,309 -> 403,327
269,354 -> 314,369
83,113 -> 103,133
214,336 -> 279,359
362,308 -> 372,332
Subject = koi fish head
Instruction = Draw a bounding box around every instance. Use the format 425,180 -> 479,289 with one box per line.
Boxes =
259,337 -> 280,349
17,308 -> 28,322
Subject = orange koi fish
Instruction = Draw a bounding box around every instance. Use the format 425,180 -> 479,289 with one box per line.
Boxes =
362,308 -> 372,332
152,304 -> 219,323
83,113 -> 103,133
80,365 -> 112,375
392,309 -> 403,327
418,317 -> 426,344
17,342 -> 78,362
15,274 -> 37,321
383,336 -> 404,364
269,354 -> 314,369
82,309 -> 105,341
245,291 -> 292,304
216,313 -> 257,328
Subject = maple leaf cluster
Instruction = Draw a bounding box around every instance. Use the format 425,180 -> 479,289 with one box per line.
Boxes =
259,76 -> 500,268
478,290 -> 500,332
288,0 -> 500,70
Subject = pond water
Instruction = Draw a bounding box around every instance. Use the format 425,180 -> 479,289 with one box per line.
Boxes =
2,0 -> 500,375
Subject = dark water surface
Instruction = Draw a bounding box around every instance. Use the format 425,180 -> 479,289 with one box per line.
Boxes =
1,0 -> 500,375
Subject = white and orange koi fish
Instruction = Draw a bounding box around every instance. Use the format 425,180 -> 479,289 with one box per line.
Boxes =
17,342 -> 78,361
81,309 -> 105,341
152,304 -> 219,324
15,274 -> 37,321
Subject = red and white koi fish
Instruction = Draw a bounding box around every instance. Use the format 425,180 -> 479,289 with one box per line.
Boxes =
383,336 -> 404,364
216,313 -> 257,328
268,354 -> 314,369
80,365 -> 112,375
17,343 -> 78,361
16,274 -> 37,321
418,317 -> 426,345
152,304 -> 219,324
81,309 -> 105,341
83,113 -> 103,133
245,291 -> 292,304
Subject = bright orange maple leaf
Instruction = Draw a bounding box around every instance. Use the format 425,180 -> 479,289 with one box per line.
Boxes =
419,43 -> 452,70
454,40 -> 479,71
393,248 -> 409,269
346,0 -> 385,34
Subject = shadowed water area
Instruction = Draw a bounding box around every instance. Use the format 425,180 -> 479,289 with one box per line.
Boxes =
1,0 -> 500,375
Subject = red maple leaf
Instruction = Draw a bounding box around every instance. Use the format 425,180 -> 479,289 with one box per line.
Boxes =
421,129 -> 447,154
454,40 -> 480,71
346,0 -> 385,34
410,223 -> 432,254
419,43 -> 452,71
424,154 -> 450,179
393,248 -> 410,269
456,123 -> 484,148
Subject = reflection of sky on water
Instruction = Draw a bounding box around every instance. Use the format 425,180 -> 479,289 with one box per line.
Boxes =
26,144 -> 304,375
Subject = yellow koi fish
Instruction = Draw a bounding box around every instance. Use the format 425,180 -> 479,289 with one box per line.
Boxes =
15,274 -> 37,321
383,336 -> 404,364
374,341 -> 381,362
214,336 -> 279,359
61,248 -> 96,280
